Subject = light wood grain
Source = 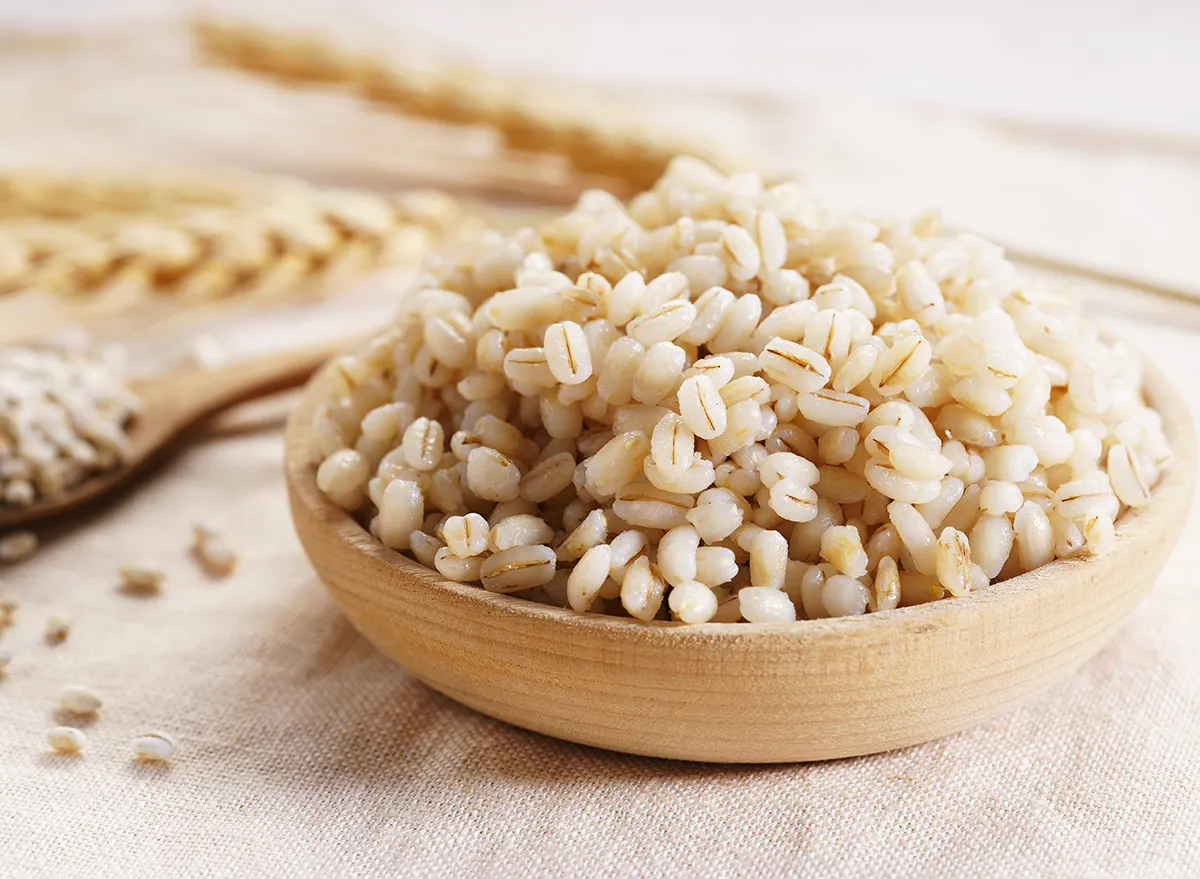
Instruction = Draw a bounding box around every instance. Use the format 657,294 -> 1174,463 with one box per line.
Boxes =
0,336 -> 357,529
283,357 -> 1195,763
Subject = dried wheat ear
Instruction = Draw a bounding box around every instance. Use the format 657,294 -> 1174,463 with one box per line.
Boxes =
190,17 -> 735,193
1,172 -> 472,299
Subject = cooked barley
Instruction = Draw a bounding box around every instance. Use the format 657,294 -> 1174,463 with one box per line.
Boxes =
935,527 -> 973,597
710,294 -> 762,353
667,580 -> 719,623
694,546 -> 738,587
979,481 -> 1024,517
822,575 -> 871,617
410,531 -> 444,567
316,449 -> 370,510
677,375 -> 727,440
586,432 -> 651,499
1082,512 -> 1115,554
476,416 -> 537,463
749,528 -> 788,589
820,525 -> 869,578
613,482 -> 694,529
650,413 -> 696,480
310,159 -> 1167,624
489,514 -> 554,551
621,556 -> 667,621
1107,444 -> 1151,508
984,445 -> 1039,483
558,509 -> 608,561
1054,474 -> 1120,522
685,355 -> 736,389
870,556 -> 902,612
719,376 -> 770,408
916,477 -> 964,529
443,513 -> 490,557
658,525 -> 701,587
970,514 -> 1015,579
480,545 -> 557,593
685,488 -> 744,543
888,501 -> 937,576
566,544 -> 612,612
738,586 -> 796,623
466,447 -> 521,502
798,565 -> 827,619
768,479 -> 819,523
434,547 -> 485,581
379,480 -> 424,550
818,427 -> 859,466
1050,512 -> 1085,557
544,321 -> 593,385
759,339 -> 831,394
1015,501 -> 1055,570
633,342 -> 686,405
608,529 -> 648,583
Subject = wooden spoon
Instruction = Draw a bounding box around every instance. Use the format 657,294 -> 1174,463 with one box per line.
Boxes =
284,359 -> 1195,763
0,337 -> 356,530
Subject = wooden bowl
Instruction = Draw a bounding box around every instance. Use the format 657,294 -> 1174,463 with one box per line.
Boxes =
285,362 -> 1194,763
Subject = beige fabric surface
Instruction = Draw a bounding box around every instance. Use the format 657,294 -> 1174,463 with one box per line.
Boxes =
1,294 -> 1198,879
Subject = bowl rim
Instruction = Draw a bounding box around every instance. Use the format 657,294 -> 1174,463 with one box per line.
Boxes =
285,350 -> 1195,642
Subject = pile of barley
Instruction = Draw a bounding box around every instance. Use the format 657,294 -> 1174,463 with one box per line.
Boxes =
311,158 -> 1169,623
0,336 -> 139,509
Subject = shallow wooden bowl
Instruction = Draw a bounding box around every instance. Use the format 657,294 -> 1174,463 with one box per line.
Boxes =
285,362 -> 1194,763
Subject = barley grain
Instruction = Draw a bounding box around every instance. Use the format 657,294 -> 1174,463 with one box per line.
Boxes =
567,544 -> 613,612
935,527 -> 973,597
481,545 -> 557,593
544,321 -> 593,385
870,556 -> 902,612
60,685 -> 102,714
47,727 -> 88,755
739,587 -> 796,622
677,375 -> 728,440
620,556 -> 667,621
119,563 -> 165,595
44,614 -> 70,644
133,731 -> 178,762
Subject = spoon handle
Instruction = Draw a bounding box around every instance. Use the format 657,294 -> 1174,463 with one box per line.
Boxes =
136,336 -> 361,425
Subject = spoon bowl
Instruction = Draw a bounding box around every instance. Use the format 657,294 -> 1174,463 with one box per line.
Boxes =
0,338 -> 356,530
285,359 -> 1194,763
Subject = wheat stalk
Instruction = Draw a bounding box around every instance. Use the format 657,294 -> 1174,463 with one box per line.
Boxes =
190,18 -> 735,193
0,174 -> 473,300
0,170 -> 267,221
